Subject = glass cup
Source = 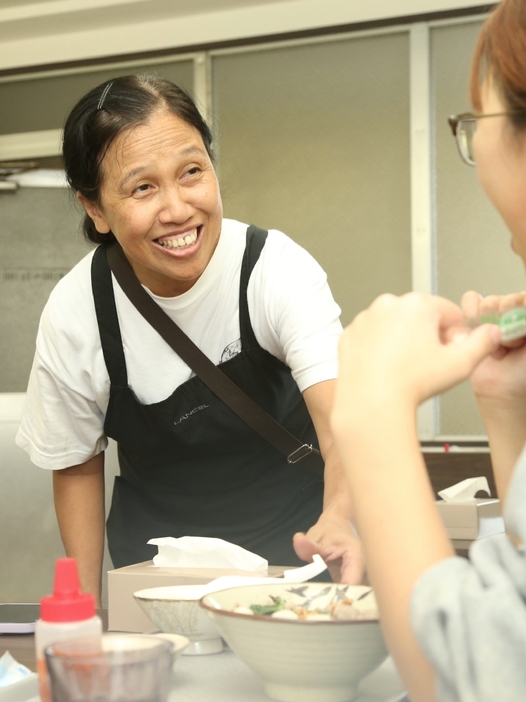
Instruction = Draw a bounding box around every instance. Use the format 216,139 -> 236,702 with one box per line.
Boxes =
45,634 -> 174,702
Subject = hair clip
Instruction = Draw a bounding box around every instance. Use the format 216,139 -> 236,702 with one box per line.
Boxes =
97,82 -> 114,110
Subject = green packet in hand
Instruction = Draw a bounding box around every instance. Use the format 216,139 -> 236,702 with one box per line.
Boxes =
479,307 -> 526,342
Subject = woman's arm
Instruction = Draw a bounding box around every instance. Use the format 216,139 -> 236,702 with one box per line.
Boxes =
331,293 -> 500,702
52,452 -> 105,607
334,397 -> 451,702
477,397 -> 526,506
294,379 -> 365,584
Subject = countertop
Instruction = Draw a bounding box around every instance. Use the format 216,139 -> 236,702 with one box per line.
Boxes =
0,611 -> 407,702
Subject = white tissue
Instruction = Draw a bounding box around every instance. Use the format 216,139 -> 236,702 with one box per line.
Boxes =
169,554 -> 329,597
148,536 -> 268,571
0,652 -> 32,689
438,476 -> 491,502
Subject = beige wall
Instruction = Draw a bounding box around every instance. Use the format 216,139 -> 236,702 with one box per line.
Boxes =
0,423 -> 119,606
0,0 -> 485,72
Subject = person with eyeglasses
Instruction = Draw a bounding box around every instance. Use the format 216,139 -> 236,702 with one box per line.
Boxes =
331,1 -> 526,701
448,111 -> 526,167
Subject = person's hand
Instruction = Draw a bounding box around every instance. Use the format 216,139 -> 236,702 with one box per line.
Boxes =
293,514 -> 365,584
462,292 -> 526,503
462,290 -> 526,404
334,292 -> 500,421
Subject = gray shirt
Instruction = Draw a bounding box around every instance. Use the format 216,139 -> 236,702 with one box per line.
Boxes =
410,449 -> 526,702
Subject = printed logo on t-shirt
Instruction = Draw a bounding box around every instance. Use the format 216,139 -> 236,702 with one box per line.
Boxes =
220,339 -> 242,364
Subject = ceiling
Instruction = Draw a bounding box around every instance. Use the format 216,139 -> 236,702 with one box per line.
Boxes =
0,0 -> 291,42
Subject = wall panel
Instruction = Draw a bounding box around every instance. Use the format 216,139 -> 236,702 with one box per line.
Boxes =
213,33 -> 412,326
432,20 -> 525,435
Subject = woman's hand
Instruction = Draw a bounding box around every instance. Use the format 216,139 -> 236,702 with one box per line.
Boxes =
333,293 -> 500,428
462,290 -> 526,404
461,291 -> 526,505
293,516 -> 364,584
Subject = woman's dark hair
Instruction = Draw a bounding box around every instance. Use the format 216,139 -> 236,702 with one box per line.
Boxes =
63,74 -> 214,245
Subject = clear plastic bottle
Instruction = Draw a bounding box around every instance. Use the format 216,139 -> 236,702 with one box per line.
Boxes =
35,558 -> 103,702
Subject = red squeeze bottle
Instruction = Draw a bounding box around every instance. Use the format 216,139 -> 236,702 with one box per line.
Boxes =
34,558 -> 102,702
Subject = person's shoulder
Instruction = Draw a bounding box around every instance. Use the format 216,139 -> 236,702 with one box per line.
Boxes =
221,218 -> 251,241
221,220 -> 325,276
49,248 -> 95,296
222,219 -> 294,248
263,227 -> 327,275
266,226 -> 300,250
221,219 -> 297,248
43,248 -> 98,325
215,218 -> 250,257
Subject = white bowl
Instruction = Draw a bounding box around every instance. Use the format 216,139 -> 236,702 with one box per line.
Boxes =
200,582 -> 388,702
134,585 -> 223,655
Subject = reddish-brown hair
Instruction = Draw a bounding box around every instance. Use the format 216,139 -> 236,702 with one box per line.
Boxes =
470,0 -> 526,121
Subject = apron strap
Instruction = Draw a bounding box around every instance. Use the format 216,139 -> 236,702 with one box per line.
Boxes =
239,225 -> 268,350
91,244 -> 129,388
105,237 -> 324,475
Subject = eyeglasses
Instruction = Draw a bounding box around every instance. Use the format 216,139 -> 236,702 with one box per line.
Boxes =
448,111 -> 526,166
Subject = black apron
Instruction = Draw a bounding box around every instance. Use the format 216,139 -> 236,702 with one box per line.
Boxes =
91,227 -> 324,568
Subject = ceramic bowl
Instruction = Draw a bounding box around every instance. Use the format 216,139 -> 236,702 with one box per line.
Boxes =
200,582 -> 388,702
134,585 -> 223,655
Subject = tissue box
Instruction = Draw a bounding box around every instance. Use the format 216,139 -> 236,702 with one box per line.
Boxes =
0,673 -> 38,702
108,561 -> 287,632
436,498 -> 504,540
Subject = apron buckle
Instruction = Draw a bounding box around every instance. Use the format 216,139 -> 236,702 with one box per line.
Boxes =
287,444 -> 320,464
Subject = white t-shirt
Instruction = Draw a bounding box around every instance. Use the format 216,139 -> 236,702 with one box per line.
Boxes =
16,219 -> 342,470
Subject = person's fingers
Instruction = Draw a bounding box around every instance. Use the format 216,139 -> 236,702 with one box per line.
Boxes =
293,532 -> 366,585
292,532 -> 317,563
491,345 -> 509,360
293,532 -> 342,583
338,550 -> 365,585
461,291 -> 526,324
461,290 -> 482,322
502,337 -> 526,350
428,294 -> 465,324
500,292 -> 526,314
448,323 -> 501,373
325,558 -> 342,583
425,295 -> 466,344
479,295 -> 502,320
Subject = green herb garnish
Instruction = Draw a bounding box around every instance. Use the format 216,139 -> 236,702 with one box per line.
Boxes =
249,596 -> 287,616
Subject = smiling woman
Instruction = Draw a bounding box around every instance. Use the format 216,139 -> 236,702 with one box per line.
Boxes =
77,109 -> 223,296
15,74 -> 363,604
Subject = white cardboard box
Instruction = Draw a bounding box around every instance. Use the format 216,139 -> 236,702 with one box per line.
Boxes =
435,498 -> 504,540
107,561 -> 287,632
0,673 -> 38,702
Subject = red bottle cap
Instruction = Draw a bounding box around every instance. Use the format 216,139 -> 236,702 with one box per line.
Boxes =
40,558 -> 95,622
